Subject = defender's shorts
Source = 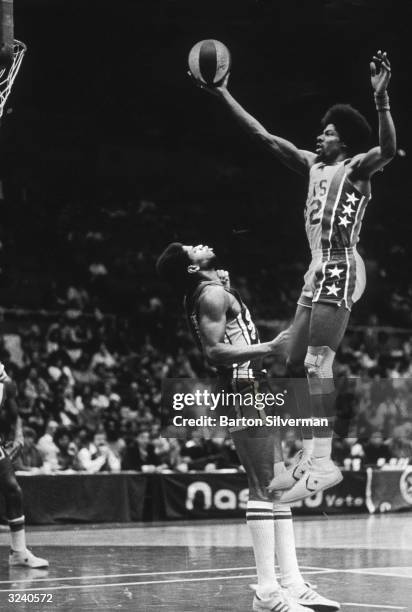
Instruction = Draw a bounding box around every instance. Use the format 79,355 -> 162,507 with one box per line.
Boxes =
215,374 -> 273,434
298,248 -> 366,311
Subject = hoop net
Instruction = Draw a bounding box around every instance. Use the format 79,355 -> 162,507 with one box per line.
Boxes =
0,39 -> 26,118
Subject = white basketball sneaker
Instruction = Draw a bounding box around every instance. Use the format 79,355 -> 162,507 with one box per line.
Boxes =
280,457 -> 343,504
9,548 -> 49,569
268,450 -> 312,492
253,589 -> 314,612
283,582 -> 340,610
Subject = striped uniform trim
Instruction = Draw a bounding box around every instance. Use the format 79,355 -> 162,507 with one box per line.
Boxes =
349,192 -> 367,244
8,516 -> 25,532
246,501 -> 273,521
247,501 -> 273,510
199,40 -> 217,84
321,164 -> 347,251
344,248 -> 357,309
273,503 -> 292,520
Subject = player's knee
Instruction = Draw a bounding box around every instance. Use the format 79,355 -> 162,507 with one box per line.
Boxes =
304,346 -> 335,378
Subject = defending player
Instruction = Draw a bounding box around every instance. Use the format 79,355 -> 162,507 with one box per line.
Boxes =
193,51 -> 396,502
0,364 -> 48,568
157,242 -> 340,611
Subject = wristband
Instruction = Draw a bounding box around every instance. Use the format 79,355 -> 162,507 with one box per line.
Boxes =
374,91 -> 390,111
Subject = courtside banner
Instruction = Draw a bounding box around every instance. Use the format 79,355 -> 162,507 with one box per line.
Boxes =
368,466 -> 412,513
159,472 -> 368,519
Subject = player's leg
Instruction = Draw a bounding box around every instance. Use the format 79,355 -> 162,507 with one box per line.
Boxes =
286,304 -> 313,447
281,302 -> 349,504
232,429 -> 310,611
269,305 -> 313,492
273,462 -> 340,610
306,302 -> 349,459
0,451 -> 48,568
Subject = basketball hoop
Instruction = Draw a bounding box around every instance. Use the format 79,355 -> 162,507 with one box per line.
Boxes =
0,38 -> 25,117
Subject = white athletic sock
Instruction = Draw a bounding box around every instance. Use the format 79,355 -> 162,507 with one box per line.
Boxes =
313,436 -> 332,459
246,501 -> 279,597
301,438 -> 314,455
9,516 -> 26,552
273,503 -> 305,590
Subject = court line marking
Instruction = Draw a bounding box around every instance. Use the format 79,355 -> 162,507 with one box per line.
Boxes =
328,568 -> 412,580
342,604 -> 405,610
0,572 -> 408,611
0,566 -> 332,585
0,574 -> 259,592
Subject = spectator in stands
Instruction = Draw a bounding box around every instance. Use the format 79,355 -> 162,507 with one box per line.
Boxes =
90,343 -> 116,370
37,420 -> 60,469
54,428 -> 78,471
386,424 -> 412,459
76,430 -> 121,473
105,418 -> 126,464
15,427 -> 43,472
361,430 -> 391,465
122,429 -> 158,471
22,367 -> 50,409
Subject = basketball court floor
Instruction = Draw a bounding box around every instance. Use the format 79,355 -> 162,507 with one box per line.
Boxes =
0,513 -> 410,611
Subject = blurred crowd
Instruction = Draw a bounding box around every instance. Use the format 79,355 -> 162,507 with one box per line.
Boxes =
0,290 -> 410,475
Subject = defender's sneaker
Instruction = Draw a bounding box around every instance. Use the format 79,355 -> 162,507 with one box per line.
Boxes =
280,458 -> 343,504
253,590 -> 314,612
283,582 -> 340,610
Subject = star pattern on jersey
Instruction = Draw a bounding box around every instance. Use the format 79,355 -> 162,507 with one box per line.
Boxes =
325,283 -> 341,296
338,215 -> 351,228
342,203 -> 355,217
328,265 -> 344,278
346,192 -> 359,206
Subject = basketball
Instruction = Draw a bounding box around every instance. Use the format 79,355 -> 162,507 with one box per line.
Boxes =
188,39 -> 231,86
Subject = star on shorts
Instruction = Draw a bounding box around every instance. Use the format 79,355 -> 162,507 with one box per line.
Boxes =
328,265 -> 344,278
325,283 -> 341,296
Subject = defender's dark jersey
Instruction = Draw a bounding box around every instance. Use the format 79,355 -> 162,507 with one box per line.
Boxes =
184,281 -> 261,379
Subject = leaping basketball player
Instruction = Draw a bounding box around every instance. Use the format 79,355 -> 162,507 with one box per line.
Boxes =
0,1 -> 48,568
194,50 -> 396,503
0,366 -> 48,568
157,243 -> 340,611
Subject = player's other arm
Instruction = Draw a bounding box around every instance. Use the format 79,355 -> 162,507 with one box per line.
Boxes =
351,51 -> 396,179
198,286 -> 289,366
1,376 -> 24,459
197,75 -> 315,176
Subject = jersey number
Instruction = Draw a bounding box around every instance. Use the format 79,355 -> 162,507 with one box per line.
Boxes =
308,179 -> 327,225
309,200 -> 322,225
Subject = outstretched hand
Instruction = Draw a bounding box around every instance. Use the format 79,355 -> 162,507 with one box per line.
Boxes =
268,327 -> 292,356
370,50 -> 391,94
187,71 -> 230,97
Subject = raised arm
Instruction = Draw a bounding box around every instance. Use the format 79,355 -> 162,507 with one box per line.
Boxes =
198,285 -> 289,366
350,51 -> 396,180
195,74 -> 316,176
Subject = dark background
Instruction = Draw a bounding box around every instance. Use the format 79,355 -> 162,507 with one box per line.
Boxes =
0,0 -> 410,320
